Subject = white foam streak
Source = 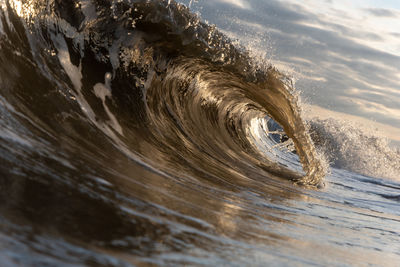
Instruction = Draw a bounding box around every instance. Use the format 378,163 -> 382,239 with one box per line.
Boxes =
93,73 -> 123,135
52,34 -> 96,121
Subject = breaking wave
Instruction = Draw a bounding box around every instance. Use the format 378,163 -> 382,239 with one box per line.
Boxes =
3,0 -> 400,265
0,0 -> 326,187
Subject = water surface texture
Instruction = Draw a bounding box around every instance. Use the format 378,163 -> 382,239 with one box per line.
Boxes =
0,0 -> 400,266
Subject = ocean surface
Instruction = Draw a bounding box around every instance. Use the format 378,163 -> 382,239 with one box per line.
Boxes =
0,0 -> 400,266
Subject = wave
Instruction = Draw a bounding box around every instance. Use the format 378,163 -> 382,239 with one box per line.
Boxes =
5,1 -> 400,265
0,0 -> 326,201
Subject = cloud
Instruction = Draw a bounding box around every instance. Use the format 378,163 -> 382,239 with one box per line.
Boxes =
364,8 -> 398,18
391,32 -> 400,38
216,0 -> 251,9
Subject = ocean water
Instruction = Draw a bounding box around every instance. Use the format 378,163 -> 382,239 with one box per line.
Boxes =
0,0 -> 400,266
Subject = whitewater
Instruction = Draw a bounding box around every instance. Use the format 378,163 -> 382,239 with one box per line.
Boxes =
0,0 -> 399,266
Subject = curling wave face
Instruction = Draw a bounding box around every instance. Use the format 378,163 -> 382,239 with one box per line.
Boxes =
0,0 -> 326,186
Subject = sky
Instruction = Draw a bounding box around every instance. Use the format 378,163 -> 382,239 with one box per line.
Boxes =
179,0 -> 400,134
287,0 -> 400,55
